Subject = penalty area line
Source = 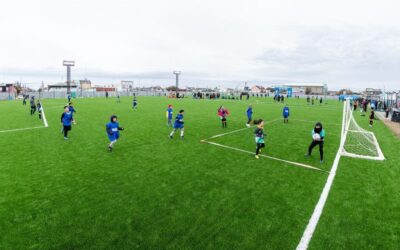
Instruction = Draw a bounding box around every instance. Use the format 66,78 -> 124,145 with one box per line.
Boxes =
203,118 -> 282,140
202,140 -> 328,173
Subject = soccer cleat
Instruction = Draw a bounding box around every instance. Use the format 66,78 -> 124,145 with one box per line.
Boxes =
320,160 -> 324,164
180,136 -> 184,140
108,146 -> 113,152
169,135 -> 173,139
255,155 -> 259,159
64,137 -> 68,140
305,154 -> 310,157
246,124 -> 250,128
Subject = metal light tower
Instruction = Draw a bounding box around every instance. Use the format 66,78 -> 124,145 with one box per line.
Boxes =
63,60 -> 75,94
173,71 -> 181,97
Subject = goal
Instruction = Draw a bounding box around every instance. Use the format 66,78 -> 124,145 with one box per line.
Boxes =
341,99 -> 384,160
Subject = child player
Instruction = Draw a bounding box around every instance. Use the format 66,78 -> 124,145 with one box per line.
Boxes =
132,97 -> 137,110
218,106 -> 230,128
166,104 -> 173,126
254,119 -> 266,159
37,100 -> 42,120
68,102 -> 76,114
61,106 -> 75,140
106,115 -> 124,151
306,122 -> 325,163
169,110 -> 184,139
283,105 -> 290,123
246,105 -> 253,127
30,96 -> 36,115
369,107 -> 375,127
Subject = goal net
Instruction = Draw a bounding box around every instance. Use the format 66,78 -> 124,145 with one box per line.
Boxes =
340,99 -> 384,160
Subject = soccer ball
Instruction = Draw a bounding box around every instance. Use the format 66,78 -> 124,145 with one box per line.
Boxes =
313,133 -> 321,141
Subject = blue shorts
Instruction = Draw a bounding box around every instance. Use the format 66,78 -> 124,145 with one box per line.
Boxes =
174,123 -> 184,129
283,115 -> 289,119
108,133 -> 120,142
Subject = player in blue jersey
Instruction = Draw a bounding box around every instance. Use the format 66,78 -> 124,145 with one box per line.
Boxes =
166,104 -> 173,126
305,122 -> 326,163
254,119 -> 266,159
169,110 -> 184,139
106,115 -> 124,152
68,102 -> 76,114
282,105 -> 290,123
246,105 -> 253,127
61,106 -> 75,140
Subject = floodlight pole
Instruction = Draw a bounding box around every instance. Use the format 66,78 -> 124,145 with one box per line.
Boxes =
173,71 -> 181,97
63,60 -> 75,94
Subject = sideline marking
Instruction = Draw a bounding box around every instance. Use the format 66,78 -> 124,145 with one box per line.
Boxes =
296,100 -> 347,250
203,118 -> 282,140
0,126 -> 46,133
41,105 -> 48,127
202,140 -> 328,173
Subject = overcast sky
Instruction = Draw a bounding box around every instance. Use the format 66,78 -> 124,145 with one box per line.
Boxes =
1,0 -> 399,90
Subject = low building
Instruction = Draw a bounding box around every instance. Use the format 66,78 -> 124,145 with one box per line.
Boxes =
95,87 -> 117,92
363,88 -> 382,98
79,79 -> 92,90
0,83 -> 16,93
276,83 -> 327,95
48,82 -> 78,91
251,85 -> 267,93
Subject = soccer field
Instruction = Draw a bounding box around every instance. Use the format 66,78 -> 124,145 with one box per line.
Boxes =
1,96 -> 399,249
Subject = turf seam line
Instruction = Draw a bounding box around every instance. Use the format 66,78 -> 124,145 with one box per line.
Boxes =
202,140 -> 328,173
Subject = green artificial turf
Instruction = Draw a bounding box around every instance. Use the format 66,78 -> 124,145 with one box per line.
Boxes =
0,96 -> 398,249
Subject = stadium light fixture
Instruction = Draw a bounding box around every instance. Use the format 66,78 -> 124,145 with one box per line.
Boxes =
173,71 -> 181,97
63,60 -> 75,94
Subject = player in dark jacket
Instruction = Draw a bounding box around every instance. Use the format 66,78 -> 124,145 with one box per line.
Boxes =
306,122 -> 326,163
254,119 -> 266,159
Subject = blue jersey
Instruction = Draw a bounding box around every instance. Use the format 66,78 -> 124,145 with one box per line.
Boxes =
69,106 -> 76,114
174,114 -> 184,129
167,108 -> 173,119
106,121 -> 121,141
61,112 -> 73,126
246,107 -> 253,118
283,107 -> 290,117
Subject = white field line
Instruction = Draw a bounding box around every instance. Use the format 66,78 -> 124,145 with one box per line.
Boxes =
0,126 -> 46,133
296,100 -> 347,250
0,105 -> 49,133
41,105 -> 48,127
203,118 -> 282,140
203,140 -> 328,173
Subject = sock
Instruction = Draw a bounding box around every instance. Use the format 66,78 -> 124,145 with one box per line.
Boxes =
109,140 -> 117,147
170,130 -> 175,137
180,130 -> 184,137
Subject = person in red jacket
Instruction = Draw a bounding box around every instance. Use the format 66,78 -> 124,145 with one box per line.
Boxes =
217,106 -> 230,128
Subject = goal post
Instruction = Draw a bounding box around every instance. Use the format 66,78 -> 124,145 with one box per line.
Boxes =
340,99 -> 384,161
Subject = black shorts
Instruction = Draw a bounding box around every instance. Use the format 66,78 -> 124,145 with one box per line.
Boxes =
63,125 -> 71,131
222,117 -> 227,122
